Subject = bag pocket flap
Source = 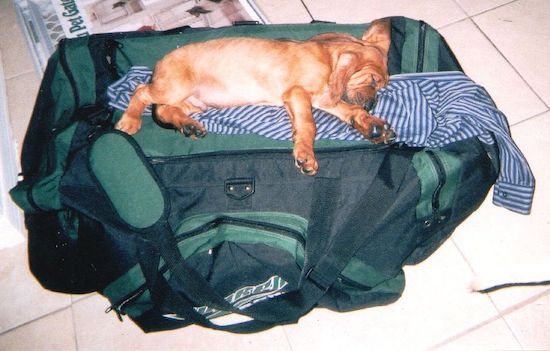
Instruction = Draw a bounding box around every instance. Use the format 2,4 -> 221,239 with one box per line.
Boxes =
89,131 -> 166,229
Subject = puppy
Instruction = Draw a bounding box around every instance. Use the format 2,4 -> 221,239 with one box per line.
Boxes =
116,19 -> 395,175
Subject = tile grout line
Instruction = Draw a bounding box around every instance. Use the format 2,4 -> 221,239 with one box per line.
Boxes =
4,68 -> 40,82
437,0 -> 471,30
453,0 -> 519,19
281,326 -> 295,351
0,294 -> 97,338
450,237 -> 520,346
450,238 -> 549,350
427,287 -> 550,350
510,108 -> 550,128
71,302 -> 80,351
0,305 -> 72,337
467,14 -> 550,111
441,2 -> 550,127
443,0 -> 520,31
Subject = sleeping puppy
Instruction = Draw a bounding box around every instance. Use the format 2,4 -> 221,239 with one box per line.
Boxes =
116,19 -> 395,175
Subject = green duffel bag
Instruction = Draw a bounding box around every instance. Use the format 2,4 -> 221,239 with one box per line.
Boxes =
10,17 -> 501,333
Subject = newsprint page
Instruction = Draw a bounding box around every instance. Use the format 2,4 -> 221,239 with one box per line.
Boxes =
14,0 -> 268,72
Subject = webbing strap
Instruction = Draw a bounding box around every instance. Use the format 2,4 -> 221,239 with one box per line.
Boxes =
303,150 -> 413,293
142,223 -> 235,312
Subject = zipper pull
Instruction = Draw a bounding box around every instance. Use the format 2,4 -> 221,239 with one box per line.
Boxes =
105,305 -> 124,322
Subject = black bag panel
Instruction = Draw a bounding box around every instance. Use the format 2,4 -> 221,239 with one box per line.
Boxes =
318,150 -> 421,311
322,270 -> 406,312
179,241 -> 303,315
151,145 -> 390,226
26,211 -> 111,293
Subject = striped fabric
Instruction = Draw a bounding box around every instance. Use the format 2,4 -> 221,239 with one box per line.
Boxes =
107,67 -> 535,214
108,66 -> 154,115
372,72 -> 534,214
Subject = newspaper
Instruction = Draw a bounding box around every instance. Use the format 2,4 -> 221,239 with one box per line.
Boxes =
14,0 -> 268,71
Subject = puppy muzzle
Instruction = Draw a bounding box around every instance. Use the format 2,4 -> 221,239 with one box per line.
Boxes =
342,90 -> 377,109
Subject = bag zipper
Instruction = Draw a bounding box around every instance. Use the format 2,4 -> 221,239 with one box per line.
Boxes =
148,143 -> 391,165
416,21 -> 427,73
424,150 -> 447,226
336,275 -> 372,291
174,216 -> 306,246
106,217 -> 306,319
105,288 -> 147,321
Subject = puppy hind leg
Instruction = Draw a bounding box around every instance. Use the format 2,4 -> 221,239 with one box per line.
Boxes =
155,104 -> 206,138
116,84 -> 154,134
283,86 -> 318,175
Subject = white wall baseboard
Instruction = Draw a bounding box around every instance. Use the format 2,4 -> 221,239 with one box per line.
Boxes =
0,54 -> 25,249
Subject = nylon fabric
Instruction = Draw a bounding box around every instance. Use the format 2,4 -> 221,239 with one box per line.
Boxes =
90,132 -> 165,229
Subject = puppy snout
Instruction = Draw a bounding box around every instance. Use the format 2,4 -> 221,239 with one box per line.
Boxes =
343,89 -> 375,106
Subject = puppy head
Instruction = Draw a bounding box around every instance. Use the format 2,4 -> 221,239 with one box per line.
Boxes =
340,58 -> 389,106
328,19 -> 391,107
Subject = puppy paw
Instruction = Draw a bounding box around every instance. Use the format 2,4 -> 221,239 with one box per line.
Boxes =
179,123 -> 207,138
367,122 -> 396,144
351,114 -> 395,144
115,113 -> 142,135
293,147 -> 319,175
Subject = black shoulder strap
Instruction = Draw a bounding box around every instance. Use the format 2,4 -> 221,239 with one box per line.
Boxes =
87,36 -> 123,108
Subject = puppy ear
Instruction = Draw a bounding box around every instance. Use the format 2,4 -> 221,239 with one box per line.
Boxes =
327,52 -> 360,106
361,18 -> 391,56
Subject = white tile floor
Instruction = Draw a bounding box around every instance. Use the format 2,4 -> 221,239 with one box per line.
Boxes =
1,0 -> 549,350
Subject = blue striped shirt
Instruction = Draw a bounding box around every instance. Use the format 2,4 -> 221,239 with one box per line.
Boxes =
107,68 -> 535,214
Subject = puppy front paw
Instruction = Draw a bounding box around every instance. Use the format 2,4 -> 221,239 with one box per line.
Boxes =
366,122 -> 396,144
179,123 -> 207,139
115,113 -> 142,135
351,113 -> 395,144
293,146 -> 318,176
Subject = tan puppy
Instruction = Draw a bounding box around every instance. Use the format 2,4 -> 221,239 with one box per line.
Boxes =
116,19 -> 394,175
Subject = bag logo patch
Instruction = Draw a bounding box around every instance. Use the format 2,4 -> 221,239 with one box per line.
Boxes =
163,275 -> 289,321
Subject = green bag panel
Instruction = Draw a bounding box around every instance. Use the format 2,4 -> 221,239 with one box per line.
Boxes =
110,18 -> 457,74
60,40 -> 97,107
10,123 -> 78,212
103,211 -> 406,320
9,182 -> 34,213
399,20 -> 440,73
412,149 -> 462,221
89,132 -> 166,229
11,19 -> 486,324
125,109 -> 377,158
